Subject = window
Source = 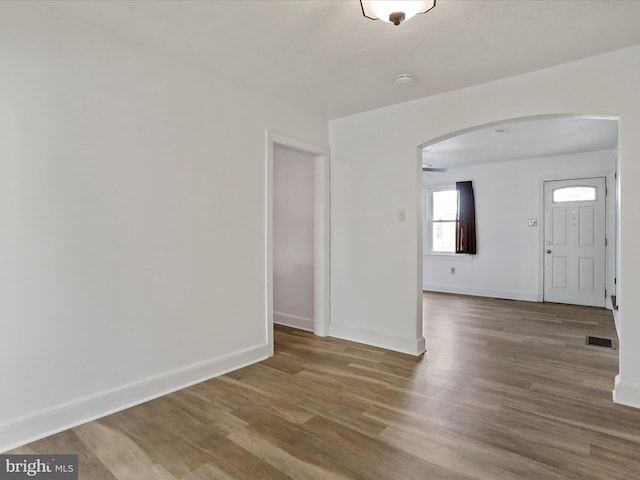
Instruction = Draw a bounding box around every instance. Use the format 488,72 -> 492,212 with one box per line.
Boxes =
426,186 -> 458,254
424,182 -> 477,255
552,186 -> 597,203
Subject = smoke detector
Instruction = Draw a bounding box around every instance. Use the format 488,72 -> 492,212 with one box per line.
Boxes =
395,74 -> 416,86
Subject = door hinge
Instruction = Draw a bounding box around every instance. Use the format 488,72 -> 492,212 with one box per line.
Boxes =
605,238 -> 608,246
605,289 -> 607,298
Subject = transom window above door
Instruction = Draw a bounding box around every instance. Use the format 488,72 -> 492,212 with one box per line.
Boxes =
552,186 -> 597,203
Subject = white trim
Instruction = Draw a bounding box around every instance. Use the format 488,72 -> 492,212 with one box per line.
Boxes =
613,375 -> 640,409
423,253 -> 474,262
274,312 -> 314,332
266,131 -> 331,353
314,149 -> 331,338
0,344 -> 269,453
330,323 -> 426,356
423,283 -> 538,302
415,147 -> 426,350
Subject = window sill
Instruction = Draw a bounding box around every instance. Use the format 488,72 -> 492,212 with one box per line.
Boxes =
423,253 -> 475,262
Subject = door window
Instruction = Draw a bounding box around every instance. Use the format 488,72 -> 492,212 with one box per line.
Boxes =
552,186 -> 597,203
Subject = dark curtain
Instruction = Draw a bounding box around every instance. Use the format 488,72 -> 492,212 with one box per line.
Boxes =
456,181 -> 477,254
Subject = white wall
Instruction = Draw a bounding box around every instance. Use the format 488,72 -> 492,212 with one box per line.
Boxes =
0,3 -> 327,451
329,44 -> 640,408
422,149 -> 616,302
273,145 -> 315,331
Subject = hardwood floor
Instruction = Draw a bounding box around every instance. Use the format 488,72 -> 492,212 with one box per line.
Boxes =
10,292 -> 640,479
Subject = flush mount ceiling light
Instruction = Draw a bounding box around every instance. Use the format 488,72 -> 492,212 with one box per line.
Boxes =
360,0 -> 436,26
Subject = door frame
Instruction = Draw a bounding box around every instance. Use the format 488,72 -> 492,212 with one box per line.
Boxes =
537,170 -> 616,307
266,131 -> 331,356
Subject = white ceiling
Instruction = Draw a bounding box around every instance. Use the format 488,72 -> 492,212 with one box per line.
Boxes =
32,0 -> 640,121
421,116 -> 618,169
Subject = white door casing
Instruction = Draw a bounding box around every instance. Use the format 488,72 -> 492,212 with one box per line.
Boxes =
543,177 -> 606,307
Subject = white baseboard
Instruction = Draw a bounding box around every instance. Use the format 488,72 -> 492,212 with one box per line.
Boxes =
422,283 -> 538,302
274,311 -> 314,332
329,323 -> 425,356
612,309 -> 620,337
613,375 -> 640,409
0,343 -> 269,453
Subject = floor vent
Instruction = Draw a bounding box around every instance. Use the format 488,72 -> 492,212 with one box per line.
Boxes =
585,336 -> 615,349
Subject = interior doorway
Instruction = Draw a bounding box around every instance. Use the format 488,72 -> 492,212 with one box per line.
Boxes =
273,144 -> 315,331
265,131 -> 330,356
418,114 -> 618,309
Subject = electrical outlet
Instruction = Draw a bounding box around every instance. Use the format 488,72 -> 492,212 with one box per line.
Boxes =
528,218 -> 537,227
450,267 -> 456,274
398,209 -> 407,222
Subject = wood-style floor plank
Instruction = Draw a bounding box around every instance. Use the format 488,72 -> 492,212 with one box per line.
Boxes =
9,292 -> 640,479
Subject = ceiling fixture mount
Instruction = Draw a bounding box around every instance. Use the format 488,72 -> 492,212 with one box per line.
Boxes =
361,0 -> 436,26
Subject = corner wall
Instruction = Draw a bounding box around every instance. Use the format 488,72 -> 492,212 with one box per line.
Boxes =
0,3 -> 327,451
329,44 -> 640,407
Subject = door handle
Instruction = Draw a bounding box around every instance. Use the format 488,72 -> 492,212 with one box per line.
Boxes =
546,249 -> 552,254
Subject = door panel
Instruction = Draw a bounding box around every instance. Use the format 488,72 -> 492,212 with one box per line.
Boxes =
552,208 -> 567,244
552,257 -> 567,288
579,257 -> 595,291
544,177 -> 606,307
579,207 -> 595,245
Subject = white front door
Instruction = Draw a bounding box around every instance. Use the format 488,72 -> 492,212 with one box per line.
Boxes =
543,177 -> 606,307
